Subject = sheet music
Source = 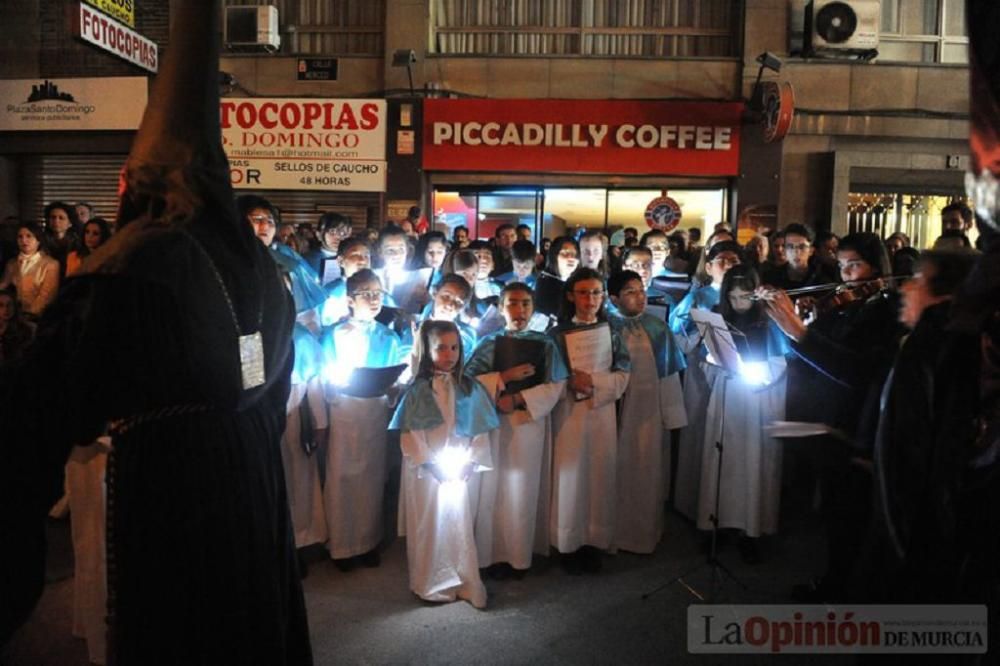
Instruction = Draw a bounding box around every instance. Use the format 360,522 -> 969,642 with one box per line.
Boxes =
563,322 -> 613,375
688,308 -> 741,374
321,257 -> 341,286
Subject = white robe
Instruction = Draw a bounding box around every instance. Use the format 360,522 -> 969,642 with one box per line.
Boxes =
614,327 -> 687,554
280,378 -> 328,548
473,371 -> 565,569
696,358 -> 787,537
672,354 -> 720,522
66,439 -> 110,666
399,375 -> 491,608
550,368 -> 630,552
323,391 -> 390,558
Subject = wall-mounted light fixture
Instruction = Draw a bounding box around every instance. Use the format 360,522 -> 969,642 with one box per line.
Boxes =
392,49 -> 418,96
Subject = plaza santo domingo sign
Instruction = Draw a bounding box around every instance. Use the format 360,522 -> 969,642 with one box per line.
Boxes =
222,98 -> 387,192
423,99 -> 743,177
0,77 -> 147,131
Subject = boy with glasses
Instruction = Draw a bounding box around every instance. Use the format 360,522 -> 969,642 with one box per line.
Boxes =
319,268 -> 404,571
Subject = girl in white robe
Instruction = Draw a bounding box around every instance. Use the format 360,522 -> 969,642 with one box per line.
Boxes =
66,435 -> 111,665
668,240 -> 743,521
280,323 -> 328,549
319,269 -> 402,566
390,320 -> 499,608
549,268 -> 630,573
465,282 -> 569,574
696,266 -> 791,554
607,271 -> 688,555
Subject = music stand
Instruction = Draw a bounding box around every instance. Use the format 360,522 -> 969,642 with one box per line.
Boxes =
642,311 -> 748,603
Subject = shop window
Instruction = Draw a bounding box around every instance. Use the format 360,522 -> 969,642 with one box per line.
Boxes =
432,186 -> 727,246
848,191 -> 976,248
223,0 -> 385,55
431,0 -> 741,58
878,0 -> 968,64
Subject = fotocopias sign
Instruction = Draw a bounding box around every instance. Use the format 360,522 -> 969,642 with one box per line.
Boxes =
221,98 -> 387,192
423,99 -> 743,177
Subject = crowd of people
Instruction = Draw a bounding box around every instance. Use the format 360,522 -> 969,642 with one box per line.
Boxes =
4,187 -> 995,661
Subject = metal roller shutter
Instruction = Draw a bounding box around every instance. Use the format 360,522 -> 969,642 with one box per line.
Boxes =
20,154 -> 127,225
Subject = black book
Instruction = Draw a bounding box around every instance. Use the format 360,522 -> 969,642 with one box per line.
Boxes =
339,364 -> 408,399
493,335 -> 547,395
533,273 -> 564,317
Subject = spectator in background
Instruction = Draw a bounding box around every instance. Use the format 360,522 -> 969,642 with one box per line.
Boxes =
66,218 -> 112,277
665,231 -> 690,275
75,202 -> 94,225
764,229 -> 787,274
406,205 -> 428,236
296,222 -> 320,254
537,237 -> 551,269
399,218 -> 419,242
492,223 -> 517,276
885,231 -> 911,260
744,232 -> 770,271
516,223 -> 532,242
761,224 -> 836,291
43,201 -> 80,278
0,287 -> 34,365
687,227 -> 703,255
813,230 -> 840,274
453,225 -> 470,249
364,221 -> 380,246
940,202 -> 973,235
0,222 -> 59,320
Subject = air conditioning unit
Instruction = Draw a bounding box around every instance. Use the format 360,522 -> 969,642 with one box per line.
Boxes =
224,5 -> 281,53
808,0 -> 880,52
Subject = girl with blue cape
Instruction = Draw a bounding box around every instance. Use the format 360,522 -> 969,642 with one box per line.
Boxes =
281,323 -> 328,551
464,282 -> 569,575
548,268 -> 631,574
607,271 -> 688,555
390,320 -> 499,607
696,265 -> 792,562
319,269 -> 403,568
669,240 -> 743,523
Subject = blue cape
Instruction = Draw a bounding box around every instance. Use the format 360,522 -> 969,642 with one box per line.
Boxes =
270,243 -> 326,314
465,328 -> 570,383
389,375 -> 499,437
669,284 -> 720,336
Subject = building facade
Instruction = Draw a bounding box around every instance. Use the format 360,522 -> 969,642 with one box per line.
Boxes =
0,0 -> 971,246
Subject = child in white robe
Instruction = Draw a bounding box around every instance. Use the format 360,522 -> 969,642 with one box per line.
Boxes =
390,320 -> 499,607
549,268 -> 630,574
280,323 -> 327,551
319,269 -> 402,569
697,265 -> 790,562
607,271 -> 688,554
465,282 -> 569,576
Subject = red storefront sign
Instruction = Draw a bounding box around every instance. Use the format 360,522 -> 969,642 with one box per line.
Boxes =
423,99 -> 743,176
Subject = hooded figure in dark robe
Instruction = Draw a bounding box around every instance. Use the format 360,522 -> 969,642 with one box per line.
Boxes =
0,1 -> 312,663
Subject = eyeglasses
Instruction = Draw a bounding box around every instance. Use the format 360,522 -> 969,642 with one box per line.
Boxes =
785,243 -> 810,252
381,247 -> 407,257
326,226 -> 351,238
351,289 -> 384,302
573,289 -> 604,297
249,214 -> 275,226
436,292 -> 465,308
646,244 -> 669,252
710,255 -> 740,267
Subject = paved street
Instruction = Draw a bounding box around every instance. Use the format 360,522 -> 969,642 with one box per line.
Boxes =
3,504 -> 847,665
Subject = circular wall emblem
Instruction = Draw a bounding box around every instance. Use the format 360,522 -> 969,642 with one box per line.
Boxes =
762,81 -> 795,143
644,196 -> 682,232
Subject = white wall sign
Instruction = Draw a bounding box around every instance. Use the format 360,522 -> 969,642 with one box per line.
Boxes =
73,3 -> 158,73
0,77 -> 148,131
221,98 -> 387,192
